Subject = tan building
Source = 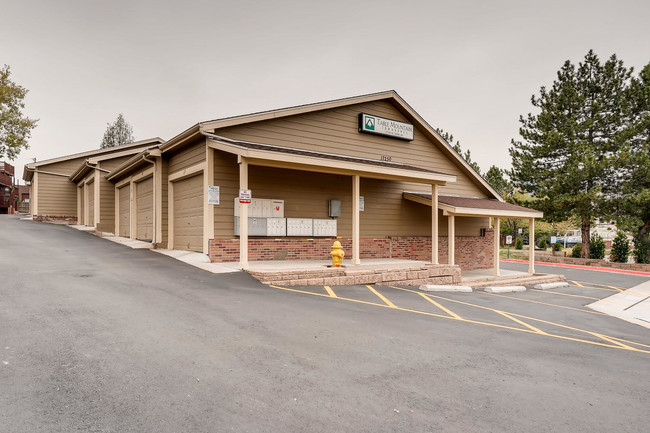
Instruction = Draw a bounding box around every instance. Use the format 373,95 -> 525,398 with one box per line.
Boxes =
24,91 -> 542,275
23,138 -> 164,227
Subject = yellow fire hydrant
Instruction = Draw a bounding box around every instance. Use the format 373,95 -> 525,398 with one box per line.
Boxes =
330,241 -> 345,267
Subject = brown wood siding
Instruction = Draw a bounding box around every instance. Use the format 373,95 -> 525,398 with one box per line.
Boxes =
118,185 -> 130,237
37,158 -> 84,216
97,156 -> 135,232
213,151 -> 239,237
213,163 -> 488,238
173,173 -> 203,251
87,180 -> 95,226
168,139 -> 206,174
216,100 -> 489,198
135,177 -> 153,241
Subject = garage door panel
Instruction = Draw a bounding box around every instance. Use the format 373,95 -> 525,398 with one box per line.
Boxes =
173,174 -> 203,252
136,177 -> 153,241
118,185 -> 130,237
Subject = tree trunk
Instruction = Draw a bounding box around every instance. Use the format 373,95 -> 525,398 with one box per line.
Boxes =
581,216 -> 590,258
638,219 -> 650,239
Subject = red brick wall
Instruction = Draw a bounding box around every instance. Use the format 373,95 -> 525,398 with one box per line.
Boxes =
209,229 -> 494,270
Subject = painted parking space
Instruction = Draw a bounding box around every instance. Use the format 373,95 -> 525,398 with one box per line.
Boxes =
269,281 -> 650,355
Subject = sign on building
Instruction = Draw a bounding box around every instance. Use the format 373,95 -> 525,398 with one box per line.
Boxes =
208,186 -> 220,205
358,113 -> 414,141
239,189 -> 252,204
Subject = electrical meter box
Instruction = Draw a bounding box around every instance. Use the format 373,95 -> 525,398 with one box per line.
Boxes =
313,219 -> 337,237
286,218 -> 313,236
328,199 -> 341,218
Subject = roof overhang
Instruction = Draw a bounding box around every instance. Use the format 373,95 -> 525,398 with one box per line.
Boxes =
69,160 -> 96,183
206,134 -> 456,184
106,148 -> 161,182
403,192 -> 543,218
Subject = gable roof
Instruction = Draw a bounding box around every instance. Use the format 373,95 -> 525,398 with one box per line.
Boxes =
160,91 -> 502,200
23,138 -> 165,181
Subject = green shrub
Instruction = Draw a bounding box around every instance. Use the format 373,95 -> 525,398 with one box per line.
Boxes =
515,237 -> 523,250
538,239 -> 548,249
553,241 -> 562,252
610,232 -> 630,263
589,233 -> 605,259
634,234 -> 650,264
571,243 -> 582,258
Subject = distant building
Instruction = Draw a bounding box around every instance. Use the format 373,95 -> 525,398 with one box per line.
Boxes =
0,161 -> 19,214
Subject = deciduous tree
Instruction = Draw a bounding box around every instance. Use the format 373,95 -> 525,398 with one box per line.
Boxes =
0,65 -> 38,159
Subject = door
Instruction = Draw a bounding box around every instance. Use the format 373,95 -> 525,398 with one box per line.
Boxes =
118,185 -> 130,237
173,174 -> 203,252
135,177 -> 154,241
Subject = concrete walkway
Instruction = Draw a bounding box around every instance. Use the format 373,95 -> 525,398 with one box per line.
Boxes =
588,280 -> 650,329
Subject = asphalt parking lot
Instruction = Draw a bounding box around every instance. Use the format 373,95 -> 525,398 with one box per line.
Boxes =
1,214 -> 649,433
269,281 -> 650,356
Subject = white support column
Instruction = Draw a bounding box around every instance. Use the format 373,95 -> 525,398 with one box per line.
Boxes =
352,174 -> 361,265
93,170 -> 100,227
83,182 -> 89,227
529,218 -> 535,274
448,213 -> 455,265
493,217 -> 500,277
239,157 -> 249,270
431,183 -> 439,264
203,146 -> 215,254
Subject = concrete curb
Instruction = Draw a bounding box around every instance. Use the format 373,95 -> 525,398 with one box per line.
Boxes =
533,282 -> 569,290
419,285 -> 472,292
484,286 -> 526,293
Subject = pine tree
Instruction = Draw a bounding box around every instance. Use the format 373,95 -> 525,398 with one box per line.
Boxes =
436,128 -> 482,175
509,50 -> 632,258
610,232 -> 630,263
100,114 -> 135,149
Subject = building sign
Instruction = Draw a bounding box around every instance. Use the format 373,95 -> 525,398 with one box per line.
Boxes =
358,113 -> 414,141
208,185 -> 220,205
359,196 -> 364,212
239,189 -> 251,204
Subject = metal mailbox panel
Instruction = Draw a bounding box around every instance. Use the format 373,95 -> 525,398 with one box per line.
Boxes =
266,218 -> 287,236
286,218 -> 313,236
313,219 -> 337,237
234,217 -> 268,236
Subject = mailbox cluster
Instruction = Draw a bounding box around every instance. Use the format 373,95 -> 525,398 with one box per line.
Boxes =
233,198 -> 337,237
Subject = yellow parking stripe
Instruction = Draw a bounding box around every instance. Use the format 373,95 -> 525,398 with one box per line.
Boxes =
268,284 -> 650,354
495,310 -> 548,334
324,285 -> 338,298
366,285 -> 397,308
530,289 -> 600,300
571,280 -> 624,292
418,293 -> 462,320
482,292 -> 607,315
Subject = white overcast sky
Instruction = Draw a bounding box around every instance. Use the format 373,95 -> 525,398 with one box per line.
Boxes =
2,0 -> 649,182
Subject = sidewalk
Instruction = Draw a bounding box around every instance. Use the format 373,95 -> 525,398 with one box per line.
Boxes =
588,280 -> 650,329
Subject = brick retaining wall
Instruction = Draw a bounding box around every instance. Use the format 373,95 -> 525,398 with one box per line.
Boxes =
532,254 -> 650,272
33,215 -> 77,224
209,229 -> 494,270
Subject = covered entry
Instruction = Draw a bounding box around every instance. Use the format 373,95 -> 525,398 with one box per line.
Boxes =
171,173 -> 203,252
135,177 -> 153,241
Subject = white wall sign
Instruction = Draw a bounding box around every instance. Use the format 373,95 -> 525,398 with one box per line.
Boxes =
208,185 -> 220,205
239,189 -> 251,204
505,235 -> 513,245
359,196 -> 364,212
358,113 -> 414,141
